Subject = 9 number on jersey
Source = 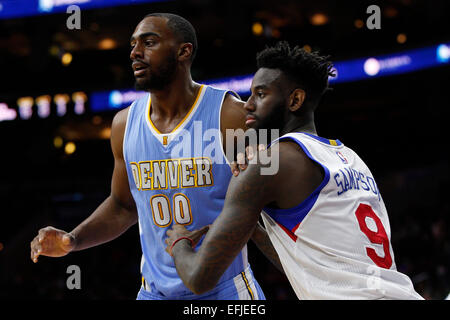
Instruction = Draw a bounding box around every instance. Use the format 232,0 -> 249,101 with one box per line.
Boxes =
355,203 -> 392,269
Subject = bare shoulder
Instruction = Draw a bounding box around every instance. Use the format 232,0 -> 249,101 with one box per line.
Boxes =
111,106 -> 130,131
223,92 -> 244,108
269,140 -> 324,208
275,140 -> 318,175
220,93 -> 246,131
110,106 -> 131,157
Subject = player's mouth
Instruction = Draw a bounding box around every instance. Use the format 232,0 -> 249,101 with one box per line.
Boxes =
245,114 -> 257,126
132,62 -> 149,77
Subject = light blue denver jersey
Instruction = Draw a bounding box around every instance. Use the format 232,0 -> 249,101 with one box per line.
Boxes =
123,85 -> 250,298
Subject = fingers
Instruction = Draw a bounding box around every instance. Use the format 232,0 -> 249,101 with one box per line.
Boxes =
165,224 -> 186,242
243,144 -> 267,164
30,234 -> 42,263
165,224 -> 209,247
197,225 -> 210,236
236,152 -> 247,171
231,152 -> 247,177
30,227 -> 72,262
31,228 -> 49,262
172,223 -> 188,233
62,234 -> 71,245
231,161 -> 239,176
231,144 -> 267,176
246,145 -> 254,161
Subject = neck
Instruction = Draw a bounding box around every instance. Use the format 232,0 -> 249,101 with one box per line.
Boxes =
149,69 -> 200,119
280,112 -> 316,136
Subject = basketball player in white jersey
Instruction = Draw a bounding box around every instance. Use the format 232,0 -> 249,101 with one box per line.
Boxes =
165,41 -> 424,300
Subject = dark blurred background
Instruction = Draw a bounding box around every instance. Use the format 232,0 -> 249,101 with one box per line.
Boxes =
0,0 -> 449,300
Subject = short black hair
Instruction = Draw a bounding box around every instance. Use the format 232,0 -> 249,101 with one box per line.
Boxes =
145,13 -> 198,61
256,41 -> 335,109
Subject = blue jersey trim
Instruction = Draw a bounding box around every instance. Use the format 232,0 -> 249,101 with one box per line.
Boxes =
263,136 -> 330,232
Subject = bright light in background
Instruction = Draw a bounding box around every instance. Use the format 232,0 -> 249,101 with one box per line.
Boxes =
17,96 -> 34,119
61,52 -> 72,66
72,91 -> 87,115
53,136 -> 63,148
36,95 -> 51,118
364,58 -> 381,76
302,44 -> 312,53
437,44 -> 450,63
397,33 -> 407,44
64,142 -> 76,155
252,22 -> 263,36
54,94 -> 69,116
98,38 -> 117,50
310,13 -> 328,26
109,90 -> 123,108
0,103 -> 17,121
100,127 -> 111,139
330,67 -> 338,80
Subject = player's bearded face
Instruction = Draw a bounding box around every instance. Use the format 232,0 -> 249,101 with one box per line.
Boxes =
134,52 -> 177,91
255,100 -> 286,130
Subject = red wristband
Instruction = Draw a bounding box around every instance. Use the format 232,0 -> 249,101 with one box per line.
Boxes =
169,236 -> 194,256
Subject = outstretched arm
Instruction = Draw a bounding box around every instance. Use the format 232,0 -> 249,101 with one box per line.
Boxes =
31,108 -> 137,262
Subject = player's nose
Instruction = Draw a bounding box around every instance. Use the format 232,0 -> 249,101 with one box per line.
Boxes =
243,96 -> 256,112
130,43 -> 144,61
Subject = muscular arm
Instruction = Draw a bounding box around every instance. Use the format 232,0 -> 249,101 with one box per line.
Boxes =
67,107 -> 138,250
220,93 -> 283,271
220,93 -> 247,163
171,154 -> 279,294
31,108 -> 138,261
168,142 -> 323,294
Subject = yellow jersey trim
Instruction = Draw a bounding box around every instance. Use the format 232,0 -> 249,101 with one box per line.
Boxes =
147,85 -> 205,135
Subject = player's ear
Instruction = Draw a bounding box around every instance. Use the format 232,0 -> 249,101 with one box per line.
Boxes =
178,43 -> 193,62
288,88 -> 306,113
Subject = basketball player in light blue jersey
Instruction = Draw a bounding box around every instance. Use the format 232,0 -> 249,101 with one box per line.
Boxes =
30,13 -> 273,300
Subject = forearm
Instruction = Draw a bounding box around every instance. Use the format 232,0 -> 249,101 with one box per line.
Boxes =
70,195 -> 137,251
171,240 -> 206,294
171,210 -> 258,295
170,163 -> 277,294
251,222 -> 285,274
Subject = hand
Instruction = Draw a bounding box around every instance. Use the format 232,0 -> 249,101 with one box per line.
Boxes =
30,226 -> 76,263
230,144 -> 266,177
165,224 -> 210,256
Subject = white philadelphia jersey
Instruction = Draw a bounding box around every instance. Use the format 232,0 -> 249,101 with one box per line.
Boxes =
261,132 -> 423,300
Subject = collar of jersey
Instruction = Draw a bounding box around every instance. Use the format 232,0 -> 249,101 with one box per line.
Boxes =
268,131 -> 343,148
145,84 -> 206,146
299,132 -> 342,146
